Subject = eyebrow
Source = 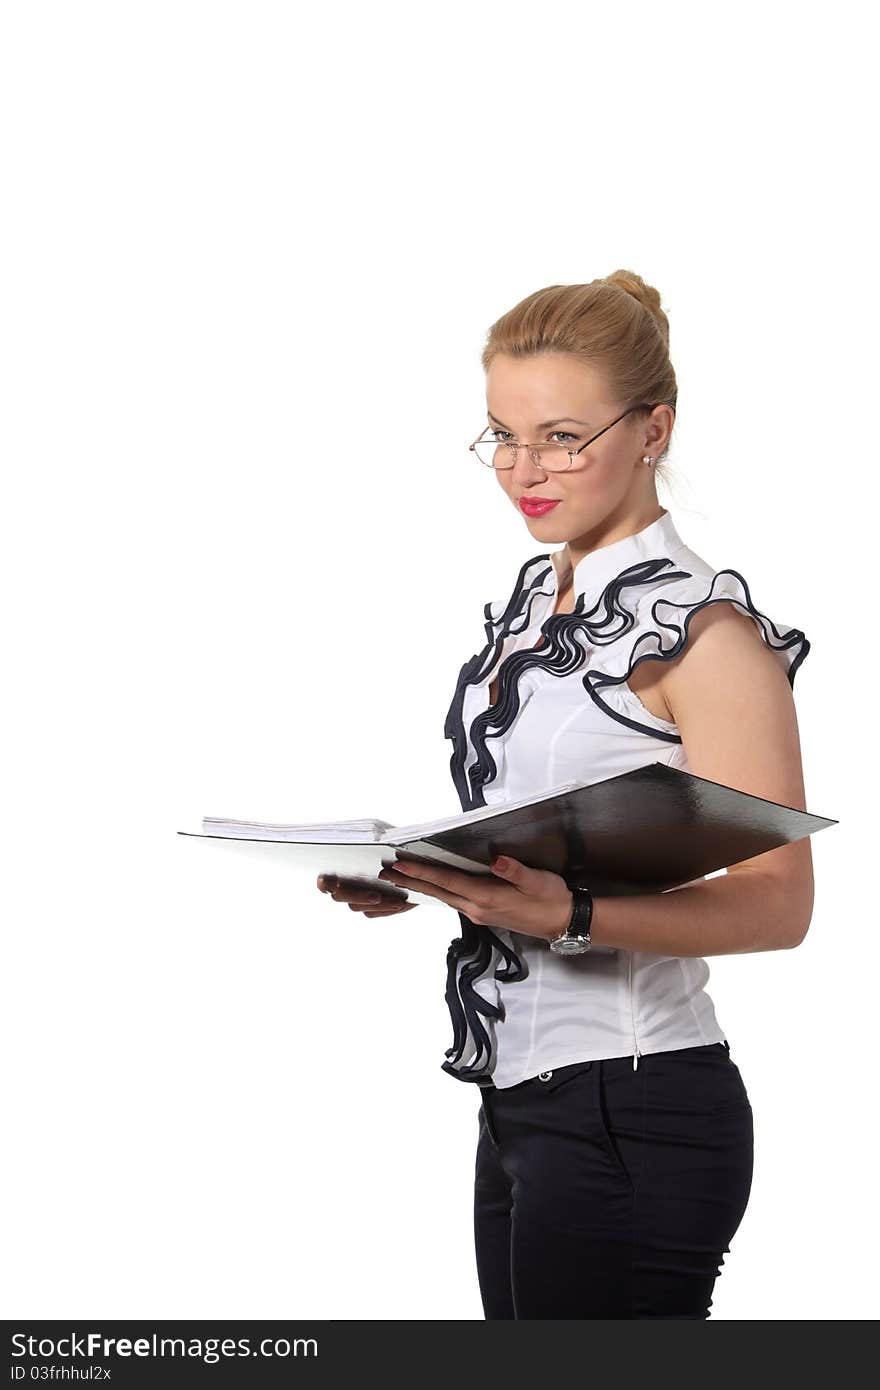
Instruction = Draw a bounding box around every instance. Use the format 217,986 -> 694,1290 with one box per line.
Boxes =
487,410 -> 593,430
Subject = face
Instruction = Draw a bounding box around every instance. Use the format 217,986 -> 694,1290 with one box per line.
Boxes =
484,352 -> 672,546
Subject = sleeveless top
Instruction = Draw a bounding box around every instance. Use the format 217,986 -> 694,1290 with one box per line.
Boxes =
440,508 -> 810,1088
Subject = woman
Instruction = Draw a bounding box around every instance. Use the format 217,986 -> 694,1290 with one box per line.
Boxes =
317,271 -> 813,1320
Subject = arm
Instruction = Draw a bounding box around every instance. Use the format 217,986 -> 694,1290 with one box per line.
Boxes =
589,602 -> 815,956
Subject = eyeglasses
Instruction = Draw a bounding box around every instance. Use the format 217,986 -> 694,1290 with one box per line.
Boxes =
470,403 -> 657,472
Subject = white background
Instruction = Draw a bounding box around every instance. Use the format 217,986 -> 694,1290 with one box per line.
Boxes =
2,0 -> 876,1321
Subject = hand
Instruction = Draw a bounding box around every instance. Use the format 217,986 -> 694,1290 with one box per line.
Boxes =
376,854 -> 574,942
316,873 -> 419,918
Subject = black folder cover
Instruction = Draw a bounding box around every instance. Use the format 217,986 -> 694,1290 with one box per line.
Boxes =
178,762 -> 837,900
418,762 -> 836,894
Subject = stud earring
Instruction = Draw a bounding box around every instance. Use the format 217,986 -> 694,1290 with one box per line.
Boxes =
642,455 -> 654,466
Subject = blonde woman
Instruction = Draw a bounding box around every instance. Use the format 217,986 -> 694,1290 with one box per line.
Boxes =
318,272 -> 812,1320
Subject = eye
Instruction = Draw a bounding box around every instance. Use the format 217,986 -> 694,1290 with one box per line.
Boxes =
550,431 -> 578,444
489,428 -> 513,442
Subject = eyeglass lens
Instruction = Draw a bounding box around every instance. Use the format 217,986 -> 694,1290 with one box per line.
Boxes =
473,434 -> 574,470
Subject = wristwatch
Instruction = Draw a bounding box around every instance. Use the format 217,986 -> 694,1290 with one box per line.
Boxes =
549,885 -> 593,956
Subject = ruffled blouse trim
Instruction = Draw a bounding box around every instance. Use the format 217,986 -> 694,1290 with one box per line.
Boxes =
440,553 -> 555,1083
581,566 -> 811,743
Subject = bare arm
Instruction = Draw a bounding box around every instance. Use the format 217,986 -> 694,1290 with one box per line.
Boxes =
589,602 -> 814,956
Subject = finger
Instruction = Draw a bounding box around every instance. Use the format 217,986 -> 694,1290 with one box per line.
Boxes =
320,875 -> 370,897
324,879 -> 375,899
375,871 -> 417,892
346,889 -> 411,908
378,866 -> 442,895
377,866 -> 479,915
362,902 -> 419,917
388,856 -> 491,901
324,885 -> 379,904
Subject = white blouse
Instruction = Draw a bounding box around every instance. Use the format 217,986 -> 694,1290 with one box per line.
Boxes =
440,508 -> 810,1088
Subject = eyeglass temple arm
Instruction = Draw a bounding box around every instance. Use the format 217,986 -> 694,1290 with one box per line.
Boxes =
470,402 -> 656,455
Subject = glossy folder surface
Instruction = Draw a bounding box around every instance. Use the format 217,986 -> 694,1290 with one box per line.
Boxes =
178,762 -> 837,900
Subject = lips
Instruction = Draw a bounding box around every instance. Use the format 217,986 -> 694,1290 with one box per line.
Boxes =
519,497 -> 561,516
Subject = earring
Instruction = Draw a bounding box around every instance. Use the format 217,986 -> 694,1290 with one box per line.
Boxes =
642,455 -> 654,466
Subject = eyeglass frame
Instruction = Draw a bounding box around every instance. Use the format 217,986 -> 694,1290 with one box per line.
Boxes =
469,402 -> 660,471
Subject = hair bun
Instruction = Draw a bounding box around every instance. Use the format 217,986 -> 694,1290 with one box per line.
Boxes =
602,269 -> 669,345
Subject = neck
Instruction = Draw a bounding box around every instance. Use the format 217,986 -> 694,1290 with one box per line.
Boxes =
564,503 -> 667,574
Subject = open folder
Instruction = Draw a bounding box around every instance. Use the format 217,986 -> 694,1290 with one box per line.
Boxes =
177,762 -> 837,900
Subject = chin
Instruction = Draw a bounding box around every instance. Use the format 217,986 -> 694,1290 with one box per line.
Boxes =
520,513 -> 570,540
528,525 -> 567,541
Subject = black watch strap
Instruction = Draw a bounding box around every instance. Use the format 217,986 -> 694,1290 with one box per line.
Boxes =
567,884 -> 593,940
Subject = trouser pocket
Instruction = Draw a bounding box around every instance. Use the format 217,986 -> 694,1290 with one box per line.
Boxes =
593,1060 -> 645,1192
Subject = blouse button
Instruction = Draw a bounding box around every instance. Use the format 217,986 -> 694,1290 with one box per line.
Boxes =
538,1071 -> 553,1082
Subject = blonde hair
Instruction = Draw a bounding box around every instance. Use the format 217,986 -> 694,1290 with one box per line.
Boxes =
480,270 -> 678,474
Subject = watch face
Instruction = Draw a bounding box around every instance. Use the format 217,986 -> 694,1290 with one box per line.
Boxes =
550,935 -> 590,956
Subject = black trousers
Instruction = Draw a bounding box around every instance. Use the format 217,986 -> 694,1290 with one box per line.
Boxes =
474,1042 -> 754,1319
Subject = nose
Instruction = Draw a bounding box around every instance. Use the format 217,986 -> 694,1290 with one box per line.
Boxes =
510,445 -> 551,483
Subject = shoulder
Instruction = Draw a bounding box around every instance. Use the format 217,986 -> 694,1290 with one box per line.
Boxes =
631,548 -> 810,711
660,597 -> 784,703
642,555 -> 809,782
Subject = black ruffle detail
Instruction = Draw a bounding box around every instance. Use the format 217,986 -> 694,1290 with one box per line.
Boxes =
581,567 -> 811,742
438,553 -> 560,1082
464,556 -> 690,801
443,556 -> 557,814
439,912 -> 529,1083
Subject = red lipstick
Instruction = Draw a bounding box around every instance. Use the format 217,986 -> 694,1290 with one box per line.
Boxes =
519,498 -> 561,517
